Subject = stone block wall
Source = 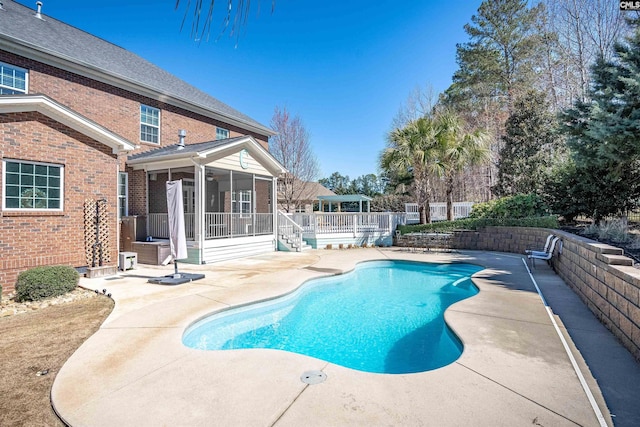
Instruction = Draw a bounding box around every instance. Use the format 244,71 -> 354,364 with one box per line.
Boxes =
395,226 -> 640,360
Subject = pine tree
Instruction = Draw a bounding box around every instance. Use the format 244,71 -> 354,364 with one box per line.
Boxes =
446,0 -> 546,113
494,90 -> 563,196
557,19 -> 640,221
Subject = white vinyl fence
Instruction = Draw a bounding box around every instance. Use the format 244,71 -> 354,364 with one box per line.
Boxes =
405,202 -> 474,224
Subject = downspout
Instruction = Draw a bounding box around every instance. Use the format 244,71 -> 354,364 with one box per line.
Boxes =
116,161 -> 120,254
144,168 -> 149,238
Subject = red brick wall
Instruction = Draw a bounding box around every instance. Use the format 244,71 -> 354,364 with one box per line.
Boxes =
0,51 -> 273,294
255,180 -> 271,213
0,52 -> 270,149
0,112 -> 119,293
127,167 -> 147,216
0,51 -> 272,218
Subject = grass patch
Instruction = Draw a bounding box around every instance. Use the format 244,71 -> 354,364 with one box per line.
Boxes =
0,294 -> 113,426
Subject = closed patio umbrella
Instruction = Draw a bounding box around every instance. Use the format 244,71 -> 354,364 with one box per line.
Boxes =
166,180 -> 188,262
148,179 -> 204,285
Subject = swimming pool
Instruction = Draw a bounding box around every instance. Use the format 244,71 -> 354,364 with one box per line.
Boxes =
183,260 -> 482,374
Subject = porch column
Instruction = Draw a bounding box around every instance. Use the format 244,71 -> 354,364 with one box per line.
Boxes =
272,177 -> 278,237
195,163 -> 205,263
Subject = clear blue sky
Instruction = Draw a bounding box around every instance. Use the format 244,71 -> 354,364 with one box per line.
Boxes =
18,0 -> 483,179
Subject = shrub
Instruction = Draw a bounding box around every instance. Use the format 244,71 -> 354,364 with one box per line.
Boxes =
469,194 -> 549,219
15,265 -> 79,302
582,218 -> 632,244
397,216 -> 558,235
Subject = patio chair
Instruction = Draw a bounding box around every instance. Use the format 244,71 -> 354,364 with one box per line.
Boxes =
525,234 -> 555,255
527,236 -> 560,268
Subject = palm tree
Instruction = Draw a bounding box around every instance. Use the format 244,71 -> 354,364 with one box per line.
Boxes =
432,111 -> 491,221
381,117 -> 441,224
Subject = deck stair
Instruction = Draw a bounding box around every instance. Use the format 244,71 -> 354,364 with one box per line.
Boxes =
278,232 -> 312,252
277,211 -> 311,252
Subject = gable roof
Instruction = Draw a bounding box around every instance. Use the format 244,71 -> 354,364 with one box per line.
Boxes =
302,182 -> 336,199
0,94 -> 136,153
277,180 -> 336,202
0,1 -> 274,137
127,135 -> 286,176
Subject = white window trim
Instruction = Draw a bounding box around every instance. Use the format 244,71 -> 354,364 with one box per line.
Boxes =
216,127 -> 229,140
118,171 -> 128,218
232,189 -> 252,218
140,104 -> 160,144
0,61 -> 28,94
2,159 -> 64,212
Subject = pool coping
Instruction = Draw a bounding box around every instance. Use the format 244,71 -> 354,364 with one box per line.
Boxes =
52,248 -> 614,426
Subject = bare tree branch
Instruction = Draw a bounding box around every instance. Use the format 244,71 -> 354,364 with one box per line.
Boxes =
270,106 -> 320,213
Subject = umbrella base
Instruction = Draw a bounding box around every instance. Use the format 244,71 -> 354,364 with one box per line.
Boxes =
148,273 -> 205,285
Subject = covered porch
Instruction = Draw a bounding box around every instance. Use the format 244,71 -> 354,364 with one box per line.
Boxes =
127,136 -> 286,264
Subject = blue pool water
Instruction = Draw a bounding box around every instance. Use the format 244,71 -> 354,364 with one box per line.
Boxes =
183,260 -> 482,374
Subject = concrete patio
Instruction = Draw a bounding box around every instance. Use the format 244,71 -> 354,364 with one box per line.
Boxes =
51,248 -> 640,426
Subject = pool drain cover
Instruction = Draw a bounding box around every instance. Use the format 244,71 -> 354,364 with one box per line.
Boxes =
300,370 -> 327,385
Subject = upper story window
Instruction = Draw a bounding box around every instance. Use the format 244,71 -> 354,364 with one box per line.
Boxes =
140,105 -> 160,144
3,159 -> 63,211
216,127 -> 229,140
0,62 -> 28,94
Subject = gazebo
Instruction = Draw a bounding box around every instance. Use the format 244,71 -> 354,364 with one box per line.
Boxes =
317,195 -> 372,213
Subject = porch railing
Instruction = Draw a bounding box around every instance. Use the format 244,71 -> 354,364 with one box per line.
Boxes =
204,213 -> 273,239
290,212 -> 396,235
147,212 -> 273,240
148,213 -> 195,240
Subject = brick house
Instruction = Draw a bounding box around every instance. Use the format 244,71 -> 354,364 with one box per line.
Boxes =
0,1 -> 285,294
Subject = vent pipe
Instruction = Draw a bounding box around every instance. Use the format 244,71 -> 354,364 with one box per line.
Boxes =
0,2 -> 5,11
34,1 -> 43,19
178,129 -> 186,149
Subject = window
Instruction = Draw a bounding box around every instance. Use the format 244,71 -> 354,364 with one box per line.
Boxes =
140,105 -> 160,144
0,62 -> 28,94
232,190 -> 251,217
118,172 -> 128,217
216,127 -> 229,140
3,160 -> 63,210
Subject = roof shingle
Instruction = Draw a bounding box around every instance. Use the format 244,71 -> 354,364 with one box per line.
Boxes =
0,1 -> 273,135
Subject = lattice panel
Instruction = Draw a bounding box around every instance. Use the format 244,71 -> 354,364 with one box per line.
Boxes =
84,199 -> 96,266
83,199 -> 111,266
